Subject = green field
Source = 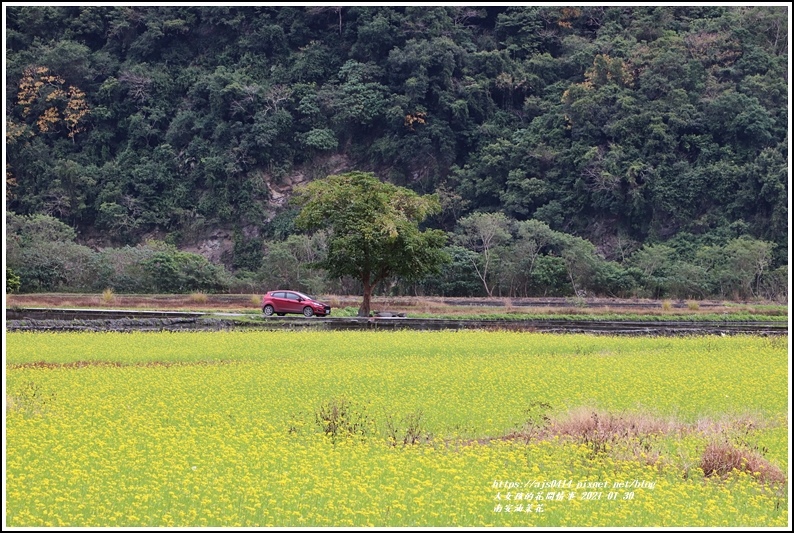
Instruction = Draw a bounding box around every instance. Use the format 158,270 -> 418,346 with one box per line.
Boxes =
5,331 -> 789,527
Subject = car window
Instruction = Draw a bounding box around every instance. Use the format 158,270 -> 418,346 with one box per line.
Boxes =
273,292 -> 285,298
286,292 -> 300,300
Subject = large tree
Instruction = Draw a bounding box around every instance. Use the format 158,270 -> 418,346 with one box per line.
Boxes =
293,171 -> 449,316
453,212 -> 513,297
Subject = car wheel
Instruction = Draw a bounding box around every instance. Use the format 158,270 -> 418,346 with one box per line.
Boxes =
263,305 -> 275,317
303,306 -> 314,317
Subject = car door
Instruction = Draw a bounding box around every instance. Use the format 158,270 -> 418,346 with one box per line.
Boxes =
271,291 -> 289,313
283,291 -> 302,313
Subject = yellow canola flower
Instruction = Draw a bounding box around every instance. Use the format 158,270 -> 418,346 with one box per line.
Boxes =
5,331 -> 788,527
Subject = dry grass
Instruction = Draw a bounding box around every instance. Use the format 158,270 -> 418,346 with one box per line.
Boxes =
548,407 -> 682,440
324,296 -> 343,309
661,299 -> 673,311
691,413 -> 765,435
506,408 -> 771,443
188,292 -> 208,304
556,306 -> 591,315
101,288 -> 116,305
700,441 -> 787,485
415,298 -> 451,314
5,293 -> 786,317
6,395 -> 19,413
497,408 -> 785,485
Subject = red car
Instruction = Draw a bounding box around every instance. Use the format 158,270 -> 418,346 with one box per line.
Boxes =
262,290 -> 331,317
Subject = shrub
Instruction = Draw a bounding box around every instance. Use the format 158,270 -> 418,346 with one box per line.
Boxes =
142,246 -> 229,293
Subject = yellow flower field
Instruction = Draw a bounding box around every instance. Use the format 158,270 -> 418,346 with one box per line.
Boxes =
5,331 -> 789,526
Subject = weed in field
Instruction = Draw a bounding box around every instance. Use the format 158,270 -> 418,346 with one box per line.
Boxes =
700,440 -> 786,485
314,397 -> 372,441
6,382 -> 55,417
501,297 -> 516,314
687,300 -> 700,311
565,295 -> 589,308
385,410 -> 431,446
550,408 -> 679,441
581,412 -> 613,457
188,292 -> 208,304
416,298 -> 448,314
517,401 -> 552,444
249,294 -> 261,307
7,295 -> 23,312
661,299 -> 673,311
287,410 -> 311,435
101,288 -> 116,305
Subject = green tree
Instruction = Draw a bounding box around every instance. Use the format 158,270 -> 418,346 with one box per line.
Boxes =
259,232 -> 328,295
510,219 -> 558,295
629,244 -> 676,297
556,233 -> 605,297
454,212 -> 513,297
416,245 -> 481,297
293,171 -> 449,316
718,237 -> 775,299
6,268 -> 22,293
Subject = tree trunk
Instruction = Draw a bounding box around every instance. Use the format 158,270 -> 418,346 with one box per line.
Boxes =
358,281 -> 373,317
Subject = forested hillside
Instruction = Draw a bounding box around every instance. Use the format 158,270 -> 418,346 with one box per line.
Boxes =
5,6 -> 789,299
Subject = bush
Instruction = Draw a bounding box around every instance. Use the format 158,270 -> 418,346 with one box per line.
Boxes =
12,241 -> 98,292
142,246 -> 229,293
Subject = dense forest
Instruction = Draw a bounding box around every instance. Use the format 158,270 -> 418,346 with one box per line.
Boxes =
5,6 -> 789,300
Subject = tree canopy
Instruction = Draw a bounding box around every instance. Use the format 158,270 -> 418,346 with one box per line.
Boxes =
293,171 -> 448,315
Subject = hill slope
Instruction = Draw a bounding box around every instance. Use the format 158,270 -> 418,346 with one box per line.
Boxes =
5,6 -> 788,294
